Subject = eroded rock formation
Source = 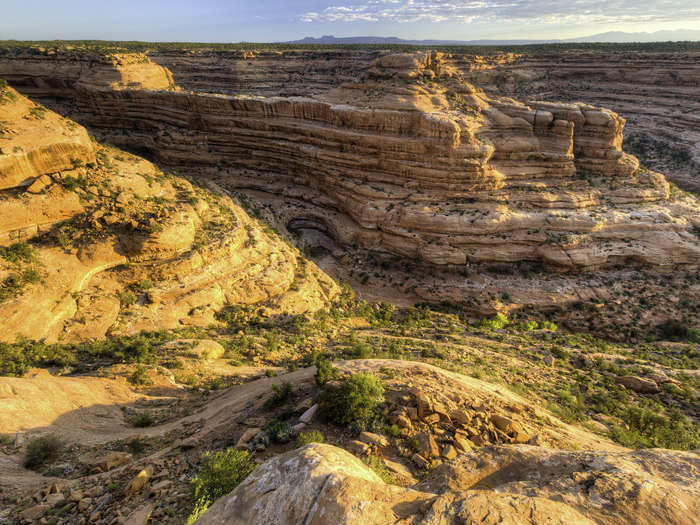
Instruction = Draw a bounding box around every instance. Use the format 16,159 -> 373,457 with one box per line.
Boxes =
1,47 -> 698,325
0,85 -> 338,342
195,442 -> 700,525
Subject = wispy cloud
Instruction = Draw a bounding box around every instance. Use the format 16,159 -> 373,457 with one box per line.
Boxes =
300,0 -> 700,24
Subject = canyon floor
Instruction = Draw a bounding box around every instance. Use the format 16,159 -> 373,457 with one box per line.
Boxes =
0,41 -> 698,525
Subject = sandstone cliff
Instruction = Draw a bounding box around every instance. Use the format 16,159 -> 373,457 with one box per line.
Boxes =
1,47 -> 698,330
0,86 -> 338,342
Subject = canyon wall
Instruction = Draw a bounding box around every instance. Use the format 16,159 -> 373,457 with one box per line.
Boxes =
0,84 -> 338,342
1,47 -> 698,322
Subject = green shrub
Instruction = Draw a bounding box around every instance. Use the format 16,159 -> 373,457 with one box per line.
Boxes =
612,407 -> 699,450
118,290 -> 137,307
477,312 -> 509,330
188,449 -> 256,524
0,343 -> 30,376
362,455 -> 395,484
0,241 -> 33,263
296,430 -> 324,447
318,372 -> 385,427
315,356 -> 339,386
263,382 -> 294,410
24,435 -> 63,470
133,413 -> 154,427
129,364 -> 152,385
127,437 -> 145,454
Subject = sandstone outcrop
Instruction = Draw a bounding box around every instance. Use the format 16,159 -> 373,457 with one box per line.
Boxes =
195,442 -> 700,525
1,47 -> 698,322
0,88 -> 338,342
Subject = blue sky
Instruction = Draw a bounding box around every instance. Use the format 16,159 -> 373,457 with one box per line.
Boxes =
1,1 -> 699,42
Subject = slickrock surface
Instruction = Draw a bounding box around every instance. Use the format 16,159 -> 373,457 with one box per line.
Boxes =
0,359 -> 637,523
0,88 -> 338,342
196,442 -> 699,525
1,47 -> 698,328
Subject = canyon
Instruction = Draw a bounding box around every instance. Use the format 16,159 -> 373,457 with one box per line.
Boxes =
0,42 -> 698,525
1,46 -> 698,339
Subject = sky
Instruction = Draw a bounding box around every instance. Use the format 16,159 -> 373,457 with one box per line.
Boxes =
1,0 -> 699,42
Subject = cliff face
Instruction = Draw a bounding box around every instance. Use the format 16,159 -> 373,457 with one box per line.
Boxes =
1,48 -> 698,326
449,50 -> 700,192
0,86 -> 338,343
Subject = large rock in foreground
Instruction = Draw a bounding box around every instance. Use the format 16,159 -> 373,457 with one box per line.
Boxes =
196,443 -> 700,525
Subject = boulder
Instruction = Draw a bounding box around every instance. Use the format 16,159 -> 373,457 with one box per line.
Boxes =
415,431 -> 440,459
614,375 -> 660,393
193,443 -> 700,525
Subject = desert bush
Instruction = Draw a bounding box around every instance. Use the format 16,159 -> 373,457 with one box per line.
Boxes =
129,364 -> 152,385
118,290 -> 137,307
263,382 -> 294,410
296,430 -> 324,447
362,455 -> 395,484
127,437 -> 145,454
476,312 -> 509,330
24,435 -> 63,470
187,449 -> 256,524
0,241 -> 33,263
132,413 -> 154,427
318,372 -> 384,427
612,407 -> 699,450
315,356 -> 339,386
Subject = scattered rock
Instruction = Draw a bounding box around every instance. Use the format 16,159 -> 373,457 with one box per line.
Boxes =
299,404 -> 318,424
614,375 -> 660,393
26,174 -> 52,193
415,431 -> 440,459
412,453 -> 430,469
122,504 -> 153,525
359,431 -> 389,448
124,466 -> 154,497
235,428 -> 261,450
20,504 -> 50,521
441,444 -> 458,460
193,340 -> 225,360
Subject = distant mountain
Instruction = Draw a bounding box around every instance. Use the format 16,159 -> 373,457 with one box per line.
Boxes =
286,30 -> 700,46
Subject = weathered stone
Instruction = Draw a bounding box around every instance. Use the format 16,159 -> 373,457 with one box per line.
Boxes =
124,466 -> 154,497
21,504 -> 50,521
359,431 -> 389,448
412,453 -> 430,470
235,428 -> 261,450
441,444 -> 458,460
299,404 -> 318,424
122,504 -> 153,525
415,431 -> 440,459
614,375 -> 660,393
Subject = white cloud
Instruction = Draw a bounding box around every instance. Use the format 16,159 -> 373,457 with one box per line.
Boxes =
299,0 -> 700,25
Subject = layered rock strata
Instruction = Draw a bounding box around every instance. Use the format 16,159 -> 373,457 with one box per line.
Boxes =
1,48 -> 698,319
0,87 -> 338,342
196,442 -> 700,525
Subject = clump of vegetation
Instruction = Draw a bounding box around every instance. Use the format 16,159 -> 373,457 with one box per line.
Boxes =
126,437 -> 145,454
263,382 -> 294,410
0,241 -> 33,264
476,312 -> 509,330
318,372 -> 385,428
315,356 -> 340,386
362,455 -> 395,484
187,449 -> 256,524
132,413 -> 154,428
296,430 -> 324,448
24,434 -> 63,470
129,364 -> 152,385
118,290 -> 137,307
0,78 -> 17,104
